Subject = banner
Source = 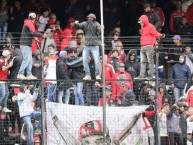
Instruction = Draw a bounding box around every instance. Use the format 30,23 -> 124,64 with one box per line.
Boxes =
46,103 -> 153,145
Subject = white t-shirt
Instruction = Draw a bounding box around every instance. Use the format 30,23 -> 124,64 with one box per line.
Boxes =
37,15 -> 49,32
45,59 -> 57,84
187,117 -> 193,145
159,113 -> 168,136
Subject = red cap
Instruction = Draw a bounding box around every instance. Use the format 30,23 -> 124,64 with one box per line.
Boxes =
47,19 -> 55,28
68,17 -> 75,23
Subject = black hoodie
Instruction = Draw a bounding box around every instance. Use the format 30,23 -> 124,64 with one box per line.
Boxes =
8,48 -> 23,79
32,50 -> 41,79
124,53 -> 140,78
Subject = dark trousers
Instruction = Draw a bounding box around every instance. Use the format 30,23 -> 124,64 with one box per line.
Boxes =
161,136 -> 169,145
168,132 -> 183,145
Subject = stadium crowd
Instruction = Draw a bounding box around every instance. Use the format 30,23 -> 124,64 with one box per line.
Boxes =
0,0 -> 193,144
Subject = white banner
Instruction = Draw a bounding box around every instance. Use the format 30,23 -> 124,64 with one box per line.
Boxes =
46,102 -> 153,145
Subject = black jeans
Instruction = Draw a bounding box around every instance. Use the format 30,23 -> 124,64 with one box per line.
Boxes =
168,132 -> 183,145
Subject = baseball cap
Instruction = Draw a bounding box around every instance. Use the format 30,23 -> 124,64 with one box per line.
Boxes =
2,50 -> 11,57
28,12 -> 36,19
172,35 -> 181,40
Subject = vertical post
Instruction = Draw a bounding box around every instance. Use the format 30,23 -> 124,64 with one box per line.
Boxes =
155,48 -> 160,145
41,38 -> 47,145
100,0 -> 107,144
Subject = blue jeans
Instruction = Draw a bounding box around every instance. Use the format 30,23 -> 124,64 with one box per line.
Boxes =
18,45 -> 33,76
83,46 -> 100,76
0,83 -> 9,108
174,87 -> 184,103
22,111 -> 42,145
73,82 -> 84,105
46,84 -> 57,102
58,89 -> 70,104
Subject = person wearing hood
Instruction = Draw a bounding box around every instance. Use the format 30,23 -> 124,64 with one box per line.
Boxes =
76,29 -> 85,55
183,46 -> 193,75
158,83 -> 173,112
32,50 -> 41,80
73,13 -> 101,81
56,50 -> 72,104
134,15 -> 165,80
60,17 -> 77,51
170,55 -> 191,103
17,12 -> 47,80
111,63 -> 133,101
8,48 -> 23,79
41,28 -> 56,53
124,51 -> 140,79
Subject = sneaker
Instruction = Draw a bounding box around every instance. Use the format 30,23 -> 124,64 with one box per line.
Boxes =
26,75 -> 37,80
17,74 -> 27,80
83,75 -> 91,81
145,76 -> 156,81
3,107 -> 12,113
96,75 -> 101,80
134,76 -> 145,80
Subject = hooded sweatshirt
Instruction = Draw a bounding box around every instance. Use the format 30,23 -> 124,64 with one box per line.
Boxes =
32,50 -> 41,79
138,15 -> 162,47
8,48 -> 23,79
20,19 -> 42,46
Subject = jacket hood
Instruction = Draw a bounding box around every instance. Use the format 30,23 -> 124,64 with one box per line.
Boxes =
138,15 -> 149,27
34,50 -> 41,56
76,29 -> 84,35
24,19 -> 35,32
159,83 -> 166,91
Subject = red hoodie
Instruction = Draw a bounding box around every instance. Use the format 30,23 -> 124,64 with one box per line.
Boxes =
111,71 -> 133,100
186,87 -> 193,106
138,15 -> 162,47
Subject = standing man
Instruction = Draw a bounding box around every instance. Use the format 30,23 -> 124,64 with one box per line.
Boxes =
170,55 -> 191,103
17,12 -> 46,80
135,15 -> 165,80
73,13 -> 101,81
0,50 -> 13,112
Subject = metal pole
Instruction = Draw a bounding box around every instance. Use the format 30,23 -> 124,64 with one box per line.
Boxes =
155,47 -> 161,145
100,0 -> 107,144
41,38 -> 47,145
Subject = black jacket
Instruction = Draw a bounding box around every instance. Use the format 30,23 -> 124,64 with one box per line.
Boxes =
32,50 -> 41,79
124,60 -> 140,78
56,58 -> 72,90
110,57 -> 119,72
119,91 -> 136,106
8,48 -> 23,79
20,19 -> 42,46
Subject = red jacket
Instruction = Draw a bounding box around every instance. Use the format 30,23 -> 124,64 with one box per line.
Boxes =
169,11 -> 185,33
53,29 -> 64,51
111,71 -> 133,100
186,87 -> 193,106
105,63 -> 115,86
186,3 -> 193,25
139,15 -> 161,47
